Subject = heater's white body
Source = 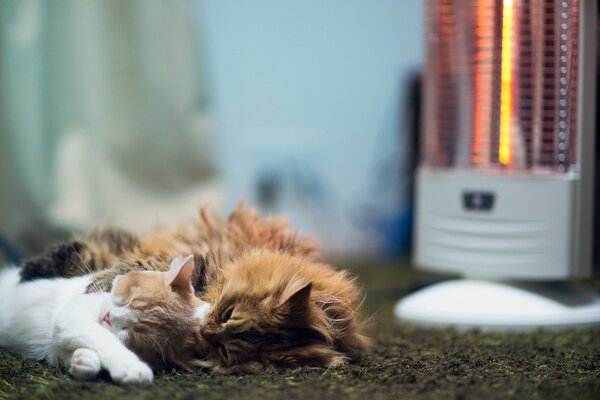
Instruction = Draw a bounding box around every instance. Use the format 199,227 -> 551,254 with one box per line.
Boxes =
396,168 -> 600,331
415,169 -> 591,280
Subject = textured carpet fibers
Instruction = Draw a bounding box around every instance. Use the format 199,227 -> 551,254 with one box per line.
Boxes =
1,262 -> 599,400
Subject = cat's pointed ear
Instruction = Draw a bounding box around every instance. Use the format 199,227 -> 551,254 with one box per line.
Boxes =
165,255 -> 194,294
277,280 -> 312,313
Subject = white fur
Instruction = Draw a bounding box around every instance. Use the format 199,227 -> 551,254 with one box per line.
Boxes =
70,348 -> 101,380
0,266 -> 152,384
194,301 -> 211,322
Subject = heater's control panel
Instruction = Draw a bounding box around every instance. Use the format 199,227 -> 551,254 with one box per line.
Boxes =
462,192 -> 495,211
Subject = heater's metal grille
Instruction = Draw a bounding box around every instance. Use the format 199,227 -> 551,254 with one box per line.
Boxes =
422,0 -> 580,172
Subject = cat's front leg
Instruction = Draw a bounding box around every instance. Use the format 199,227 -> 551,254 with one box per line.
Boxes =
68,348 -> 102,381
58,326 -> 153,384
55,304 -> 153,384
100,350 -> 154,385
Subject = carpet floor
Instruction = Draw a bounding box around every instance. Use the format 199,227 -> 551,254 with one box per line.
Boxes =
1,261 -> 599,400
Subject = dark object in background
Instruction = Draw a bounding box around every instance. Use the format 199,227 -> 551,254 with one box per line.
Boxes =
380,71 -> 422,256
355,71 -> 422,257
0,233 -> 21,264
405,72 -> 421,184
256,171 -> 282,212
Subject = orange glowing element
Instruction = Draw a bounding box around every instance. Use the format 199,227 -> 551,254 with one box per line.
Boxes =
472,0 -> 493,165
499,0 -> 513,166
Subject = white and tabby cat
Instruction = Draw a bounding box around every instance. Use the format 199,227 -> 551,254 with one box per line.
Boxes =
0,255 -> 209,384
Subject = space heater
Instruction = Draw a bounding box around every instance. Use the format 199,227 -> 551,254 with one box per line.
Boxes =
395,0 -> 600,329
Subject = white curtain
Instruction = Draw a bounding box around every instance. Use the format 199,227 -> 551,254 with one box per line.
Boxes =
0,0 -> 219,256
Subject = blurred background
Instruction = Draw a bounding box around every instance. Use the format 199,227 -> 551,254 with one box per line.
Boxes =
0,0 -> 422,262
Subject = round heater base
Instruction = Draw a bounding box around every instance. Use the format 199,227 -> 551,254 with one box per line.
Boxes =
394,280 -> 600,331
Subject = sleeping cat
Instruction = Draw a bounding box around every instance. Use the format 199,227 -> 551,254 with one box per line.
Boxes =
0,255 -> 209,383
20,204 -> 372,372
197,249 -> 370,372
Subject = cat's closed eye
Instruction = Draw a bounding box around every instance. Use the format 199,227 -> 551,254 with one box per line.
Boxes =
220,306 -> 234,323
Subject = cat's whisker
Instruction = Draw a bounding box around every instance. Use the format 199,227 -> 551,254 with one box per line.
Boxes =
72,250 -> 106,293
71,261 -> 95,289
79,265 -> 103,294
75,263 -> 90,277
70,244 -> 94,276
89,277 -> 102,293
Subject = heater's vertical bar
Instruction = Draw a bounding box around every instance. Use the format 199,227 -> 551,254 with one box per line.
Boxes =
439,0 -> 458,167
490,0 -> 503,165
422,0 -> 438,167
566,0 -> 581,169
541,0 -> 557,168
556,0 -> 577,171
510,0 -> 525,169
472,0 -> 494,166
572,0 -> 597,276
499,0 -> 514,166
454,1 -> 474,167
422,0 -> 451,168
531,0 -> 545,168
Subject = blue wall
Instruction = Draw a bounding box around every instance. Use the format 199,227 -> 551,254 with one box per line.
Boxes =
197,0 -> 423,255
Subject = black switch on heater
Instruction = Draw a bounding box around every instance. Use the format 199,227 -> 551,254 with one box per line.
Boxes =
463,191 -> 495,211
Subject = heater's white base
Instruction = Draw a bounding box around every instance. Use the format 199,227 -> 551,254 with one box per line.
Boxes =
394,280 -> 600,331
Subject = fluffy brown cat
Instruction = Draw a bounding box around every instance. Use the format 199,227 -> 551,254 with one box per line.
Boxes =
21,204 -> 371,372
198,249 -> 369,372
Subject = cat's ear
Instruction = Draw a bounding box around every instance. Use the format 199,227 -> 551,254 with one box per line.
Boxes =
277,280 -> 312,313
165,255 -> 194,294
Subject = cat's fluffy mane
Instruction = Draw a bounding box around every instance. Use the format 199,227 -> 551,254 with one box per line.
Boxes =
198,249 -> 371,373
141,202 -> 321,262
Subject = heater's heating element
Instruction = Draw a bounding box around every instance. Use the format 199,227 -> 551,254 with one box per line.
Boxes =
423,0 -> 581,172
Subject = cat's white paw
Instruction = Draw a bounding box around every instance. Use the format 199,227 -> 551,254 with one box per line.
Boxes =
69,348 -> 101,381
106,357 -> 153,385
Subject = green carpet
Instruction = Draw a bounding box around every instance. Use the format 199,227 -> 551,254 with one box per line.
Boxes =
1,262 -> 599,400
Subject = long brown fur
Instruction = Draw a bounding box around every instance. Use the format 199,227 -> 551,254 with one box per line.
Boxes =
139,203 -> 321,261
20,203 -> 371,372
198,249 -> 371,373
